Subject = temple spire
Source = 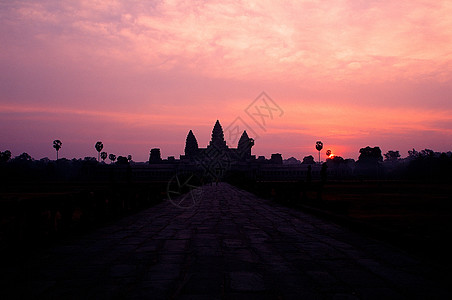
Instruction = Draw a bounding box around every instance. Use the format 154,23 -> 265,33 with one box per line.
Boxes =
185,130 -> 199,157
209,120 -> 227,149
237,130 -> 254,159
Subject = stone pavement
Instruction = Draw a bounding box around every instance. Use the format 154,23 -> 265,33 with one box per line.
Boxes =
2,182 -> 451,299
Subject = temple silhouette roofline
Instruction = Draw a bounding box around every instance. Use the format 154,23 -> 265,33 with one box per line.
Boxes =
139,119 -> 331,181
183,120 -> 254,162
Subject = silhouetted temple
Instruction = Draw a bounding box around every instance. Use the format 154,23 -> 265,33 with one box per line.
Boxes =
183,120 -> 255,162
140,120 -> 325,181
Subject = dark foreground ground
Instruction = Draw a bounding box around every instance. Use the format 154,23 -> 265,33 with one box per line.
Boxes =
1,182 -> 451,299
241,180 -> 452,266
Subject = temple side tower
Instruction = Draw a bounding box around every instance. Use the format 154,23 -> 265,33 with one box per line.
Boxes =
184,130 -> 199,158
237,130 -> 254,159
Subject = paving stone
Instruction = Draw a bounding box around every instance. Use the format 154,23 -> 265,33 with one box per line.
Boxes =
119,237 -> 145,245
193,246 -> 222,256
331,269 -> 387,287
108,264 -> 138,278
145,263 -> 182,281
159,253 -> 186,264
226,249 -> 259,263
229,271 -> 266,291
226,292 -> 277,300
163,239 -> 189,253
222,238 -> 244,248
26,280 -> 56,296
114,244 -> 139,253
305,270 -> 339,286
180,273 -> 224,295
330,292 -> 360,299
136,243 -> 159,253
86,284 -> 125,299
355,287 -> 404,300
3,182 -> 451,298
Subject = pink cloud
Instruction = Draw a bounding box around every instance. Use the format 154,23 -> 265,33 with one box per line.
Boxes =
1,0 -> 452,161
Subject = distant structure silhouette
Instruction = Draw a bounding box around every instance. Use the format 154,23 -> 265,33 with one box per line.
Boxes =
270,153 -> 283,164
149,148 -> 162,163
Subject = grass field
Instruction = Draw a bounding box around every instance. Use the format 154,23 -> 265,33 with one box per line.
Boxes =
0,179 -> 168,252
237,179 -> 452,266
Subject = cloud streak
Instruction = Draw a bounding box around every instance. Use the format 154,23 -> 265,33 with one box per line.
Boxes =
3,0 -> 452,81
1,0 -> 452,160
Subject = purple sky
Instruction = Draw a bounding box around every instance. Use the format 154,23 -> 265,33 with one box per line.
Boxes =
1,0 -> 452,161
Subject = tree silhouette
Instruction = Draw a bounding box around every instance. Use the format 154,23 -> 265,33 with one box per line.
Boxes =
302,155 -> 315,164
117,156 -> 128,164
53,140 -> 62,160
95,141 -> 104,162
326,149 -> 332,157
408,148 -> 419,159
101,151 -> 107,162
315,141 -> 323,164
358,146 -> 383,163
127,155 -> 132,162
108,153 -> 116,164
0,150 -> 11,163
16,152 -> 32,161
420,149 -> 435,157
384,150 -> 401,162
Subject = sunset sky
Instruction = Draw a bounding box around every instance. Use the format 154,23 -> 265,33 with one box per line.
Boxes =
1,0 -> 452,162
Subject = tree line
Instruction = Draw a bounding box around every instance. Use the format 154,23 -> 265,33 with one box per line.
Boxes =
301,144 -> 452,180
1,141 -> 452,181
0,140 -> 132,165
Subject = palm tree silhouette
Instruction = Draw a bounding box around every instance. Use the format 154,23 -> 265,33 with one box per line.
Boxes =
315,141 -> 323,164
95,141 -> 103,162
53,140 -> 62,160
108,153 -> 116,164
101,152 -> 107,162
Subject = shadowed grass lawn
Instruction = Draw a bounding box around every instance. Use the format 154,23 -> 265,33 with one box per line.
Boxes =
237,180 -> 452,264
0,179 -> 168,252
321,181 -> 452,239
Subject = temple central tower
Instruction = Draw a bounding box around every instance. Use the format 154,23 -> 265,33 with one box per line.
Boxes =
208,120 -> 227,150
